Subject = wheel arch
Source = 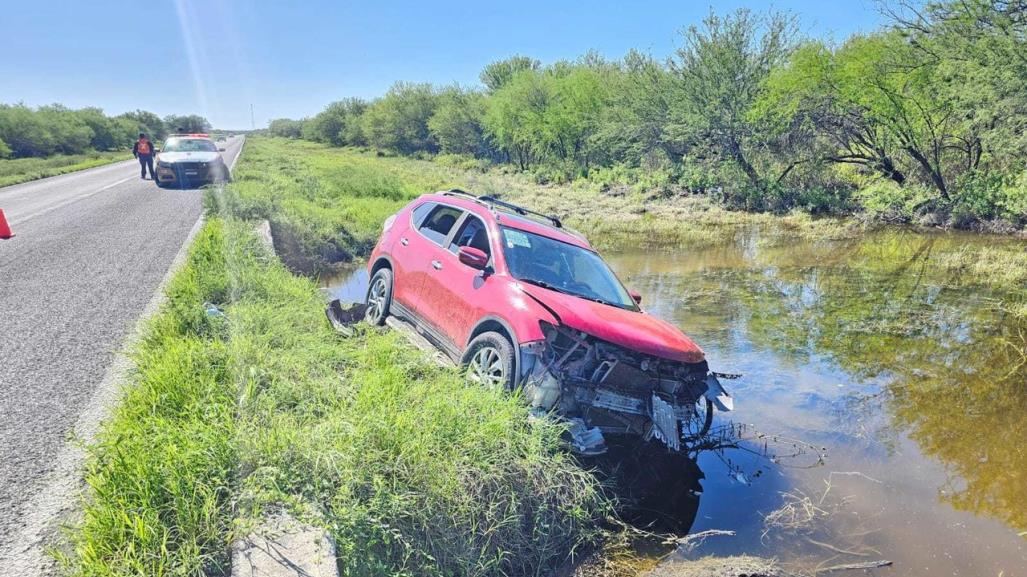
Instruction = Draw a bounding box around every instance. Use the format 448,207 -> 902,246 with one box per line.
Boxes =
467,316 -> 520,377
369,255 -> 393,277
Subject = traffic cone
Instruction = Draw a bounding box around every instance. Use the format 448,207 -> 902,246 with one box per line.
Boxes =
0,209 -> 13,239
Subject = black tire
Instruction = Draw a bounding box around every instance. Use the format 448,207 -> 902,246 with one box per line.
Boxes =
461,331 -> 516,391
364,268 -> 393,325
155,179 -> 167,189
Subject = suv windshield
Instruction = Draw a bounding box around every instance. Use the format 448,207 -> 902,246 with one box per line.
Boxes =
500,226 -> 637,310
162,138 -> 217,152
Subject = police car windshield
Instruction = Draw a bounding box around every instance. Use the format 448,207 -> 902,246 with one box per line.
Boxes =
162,138 -> 217,152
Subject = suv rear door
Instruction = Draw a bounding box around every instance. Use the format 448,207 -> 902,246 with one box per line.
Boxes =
398,203 -> 463,343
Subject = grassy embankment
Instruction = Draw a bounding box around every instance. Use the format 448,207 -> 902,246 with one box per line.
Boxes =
61,179 -> 607,574
0,151 -> 131,187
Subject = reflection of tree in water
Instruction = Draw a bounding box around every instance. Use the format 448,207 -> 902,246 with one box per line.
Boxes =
717,230 -> 1027,532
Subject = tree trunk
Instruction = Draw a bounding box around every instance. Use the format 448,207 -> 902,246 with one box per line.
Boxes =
904,146 -> 949,200
878,155 -> 906,185
729,141 -> 763,191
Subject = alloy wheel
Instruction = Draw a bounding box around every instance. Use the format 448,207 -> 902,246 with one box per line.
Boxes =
366,277 -> 387,322
468,345 -> 506,389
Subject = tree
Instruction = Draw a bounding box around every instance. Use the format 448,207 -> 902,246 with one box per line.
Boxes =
164,114 -> 212,134
761,41 -> 908,185
76,107 -> 132,151
428,87 -> 491,156
0,104 -> 58,157
302,99 -> 366,146
667,9 -> 797,194
480,56 -> 541,92
118,110 -> 167,140
596,50 -> 681,167
0,136 -> 10,158
268,118 -> 306,139
483,70 -> 552,169
360,83 -> 438,154
889,0 -> 1027,179
545,65 -> 613,172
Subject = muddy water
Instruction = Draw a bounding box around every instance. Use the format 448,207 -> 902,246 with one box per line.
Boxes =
324,228 -> 1026,576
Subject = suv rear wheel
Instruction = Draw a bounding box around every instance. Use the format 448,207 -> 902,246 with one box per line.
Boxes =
462,331 -> 515,391
364,268 -> 393,325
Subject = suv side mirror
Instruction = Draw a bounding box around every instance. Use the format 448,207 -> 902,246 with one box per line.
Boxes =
629,290 -> 642,304
458,246 -> 489,270
218,147 -> 226,152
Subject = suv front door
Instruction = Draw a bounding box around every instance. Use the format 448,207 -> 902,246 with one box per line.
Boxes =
420,213 -> 499,349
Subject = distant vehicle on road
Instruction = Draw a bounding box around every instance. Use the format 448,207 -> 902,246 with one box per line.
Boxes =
365,190 -> 733,456
154,134 -> 231,189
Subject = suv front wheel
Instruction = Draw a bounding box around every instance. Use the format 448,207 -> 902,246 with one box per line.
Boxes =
364,268 -> 393,325
462,331 -> 515,391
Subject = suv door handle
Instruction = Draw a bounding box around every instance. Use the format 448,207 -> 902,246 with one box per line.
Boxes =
431,260 -> 442,270
400,237 -> 409,246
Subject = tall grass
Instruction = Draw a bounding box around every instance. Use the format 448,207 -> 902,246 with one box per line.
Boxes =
63,201 -> 608,575
0,151 -> 130,187
61,222 -> 236,576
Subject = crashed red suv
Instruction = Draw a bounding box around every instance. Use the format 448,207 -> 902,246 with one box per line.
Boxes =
365,191 -> 732,455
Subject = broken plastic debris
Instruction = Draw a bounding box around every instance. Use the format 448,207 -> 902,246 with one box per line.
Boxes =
203,302 -> 224,318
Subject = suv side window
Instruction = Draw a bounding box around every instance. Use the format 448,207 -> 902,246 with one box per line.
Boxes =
411,202 -> 436,228
418,205 -> 463,245
448,216 -> 491,258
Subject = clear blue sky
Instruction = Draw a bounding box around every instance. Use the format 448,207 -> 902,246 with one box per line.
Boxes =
1,0 -> 885,129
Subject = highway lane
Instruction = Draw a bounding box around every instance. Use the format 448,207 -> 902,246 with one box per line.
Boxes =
0,136 -> 244,570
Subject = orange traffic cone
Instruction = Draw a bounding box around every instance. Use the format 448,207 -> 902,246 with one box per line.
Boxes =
0,209 -> 13,239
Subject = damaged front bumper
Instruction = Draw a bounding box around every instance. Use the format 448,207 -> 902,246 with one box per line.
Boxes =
517,324 -> 733,456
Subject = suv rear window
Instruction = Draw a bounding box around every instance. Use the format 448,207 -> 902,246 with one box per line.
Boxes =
418,205 -> 462,245
411,202 -> 435,228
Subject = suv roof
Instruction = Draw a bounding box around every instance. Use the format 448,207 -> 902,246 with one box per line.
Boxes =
426,190 -> 592,250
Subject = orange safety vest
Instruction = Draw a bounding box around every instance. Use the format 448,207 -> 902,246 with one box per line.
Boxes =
137,140 -> 152,155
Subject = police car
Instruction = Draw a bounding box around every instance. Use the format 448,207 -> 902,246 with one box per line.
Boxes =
154,134 -> 231,188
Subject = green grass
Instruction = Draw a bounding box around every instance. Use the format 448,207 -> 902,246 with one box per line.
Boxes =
62,185 -> 608,575
59,221 -> 236,576
0,150 -> 131,187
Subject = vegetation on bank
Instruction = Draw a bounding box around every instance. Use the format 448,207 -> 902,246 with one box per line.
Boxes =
0,150 -> 131,187
228,136 -> 866,275
62,213 -> 608,575
269,1 -> 1027,232
0,103 -> 212,186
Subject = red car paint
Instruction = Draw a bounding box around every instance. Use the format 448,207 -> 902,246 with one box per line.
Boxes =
367,192 -> 706,364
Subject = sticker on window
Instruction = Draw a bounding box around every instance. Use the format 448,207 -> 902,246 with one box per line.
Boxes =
505,229 -> 532,248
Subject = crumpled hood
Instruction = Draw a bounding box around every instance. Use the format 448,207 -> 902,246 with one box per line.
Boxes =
520,285 -> 705,364
157,151 -> 221,164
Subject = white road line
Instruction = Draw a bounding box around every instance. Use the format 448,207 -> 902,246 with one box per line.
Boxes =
9,175 -> 136,226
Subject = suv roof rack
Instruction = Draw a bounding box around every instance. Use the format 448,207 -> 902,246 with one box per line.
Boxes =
440,189 -> 562,228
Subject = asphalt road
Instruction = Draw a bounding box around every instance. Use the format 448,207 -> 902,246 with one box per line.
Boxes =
0,137 -> 244,556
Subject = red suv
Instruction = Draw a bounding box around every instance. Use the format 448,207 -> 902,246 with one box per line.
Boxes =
365,191 -> 732,455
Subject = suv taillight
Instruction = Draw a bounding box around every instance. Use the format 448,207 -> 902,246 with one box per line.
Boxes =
382,213 -> 397,233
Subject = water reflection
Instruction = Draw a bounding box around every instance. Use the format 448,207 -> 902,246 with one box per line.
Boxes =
606,228 -> 1026,574
321,228 -> 1027,573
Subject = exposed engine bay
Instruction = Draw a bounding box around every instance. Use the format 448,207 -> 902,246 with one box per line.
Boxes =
519,322 -> 733,455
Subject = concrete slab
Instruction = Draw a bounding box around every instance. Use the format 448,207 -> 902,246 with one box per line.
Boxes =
232,512 -> 338,577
